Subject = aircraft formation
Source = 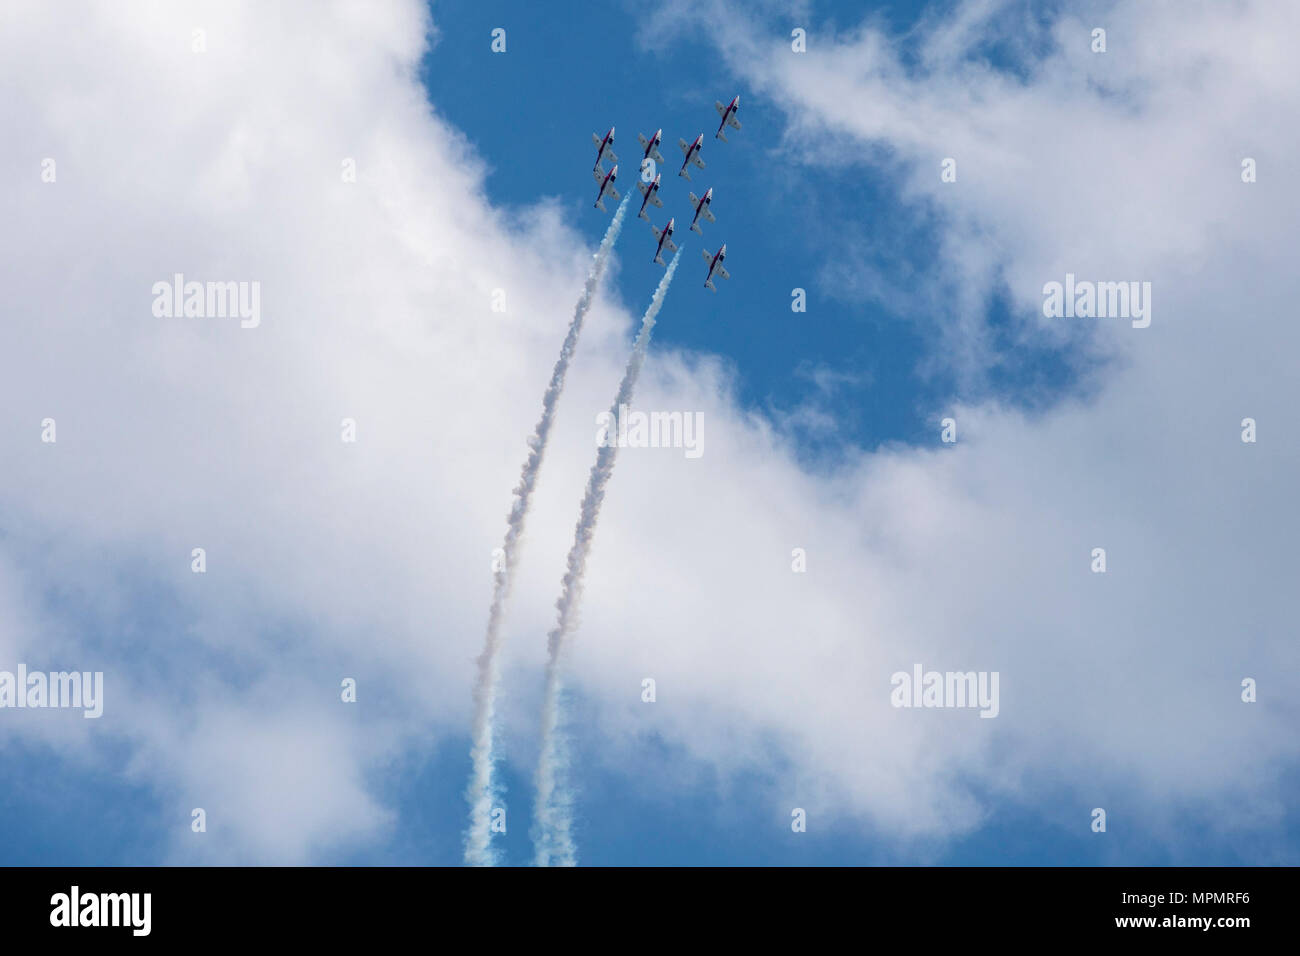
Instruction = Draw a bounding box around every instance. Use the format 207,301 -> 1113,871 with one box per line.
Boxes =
591,94 -> 740,292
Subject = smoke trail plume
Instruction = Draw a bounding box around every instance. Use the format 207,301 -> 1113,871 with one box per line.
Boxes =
532,249 -> 683,867
464,191 -> 632,867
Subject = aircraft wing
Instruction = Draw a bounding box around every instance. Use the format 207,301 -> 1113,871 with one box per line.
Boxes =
639,134 -> 664,161
650,194 -> 663,208
606,185 -> 620,200
679,138 -> 691,154
604,148 -> 618,162
593,168 -> 605,182
663,236 -> 678,252
692,154 -> 706,169
592,133 -> 603,146
728,116 -> 742,130
717,264 -> 730,280
702,207 -> 715,223
701,249 -> 713,262
637,180 -> 651,196
714,100 -> 726,117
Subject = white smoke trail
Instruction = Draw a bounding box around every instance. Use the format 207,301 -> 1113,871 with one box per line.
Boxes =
532,249 -> 683,867
464,191 -> 633,867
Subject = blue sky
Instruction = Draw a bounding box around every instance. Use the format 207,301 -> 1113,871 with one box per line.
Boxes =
406,0 -> 1118,865
2,0 -> 1298,867
422,0 -> 1009,460
418,0 -> 1100,459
